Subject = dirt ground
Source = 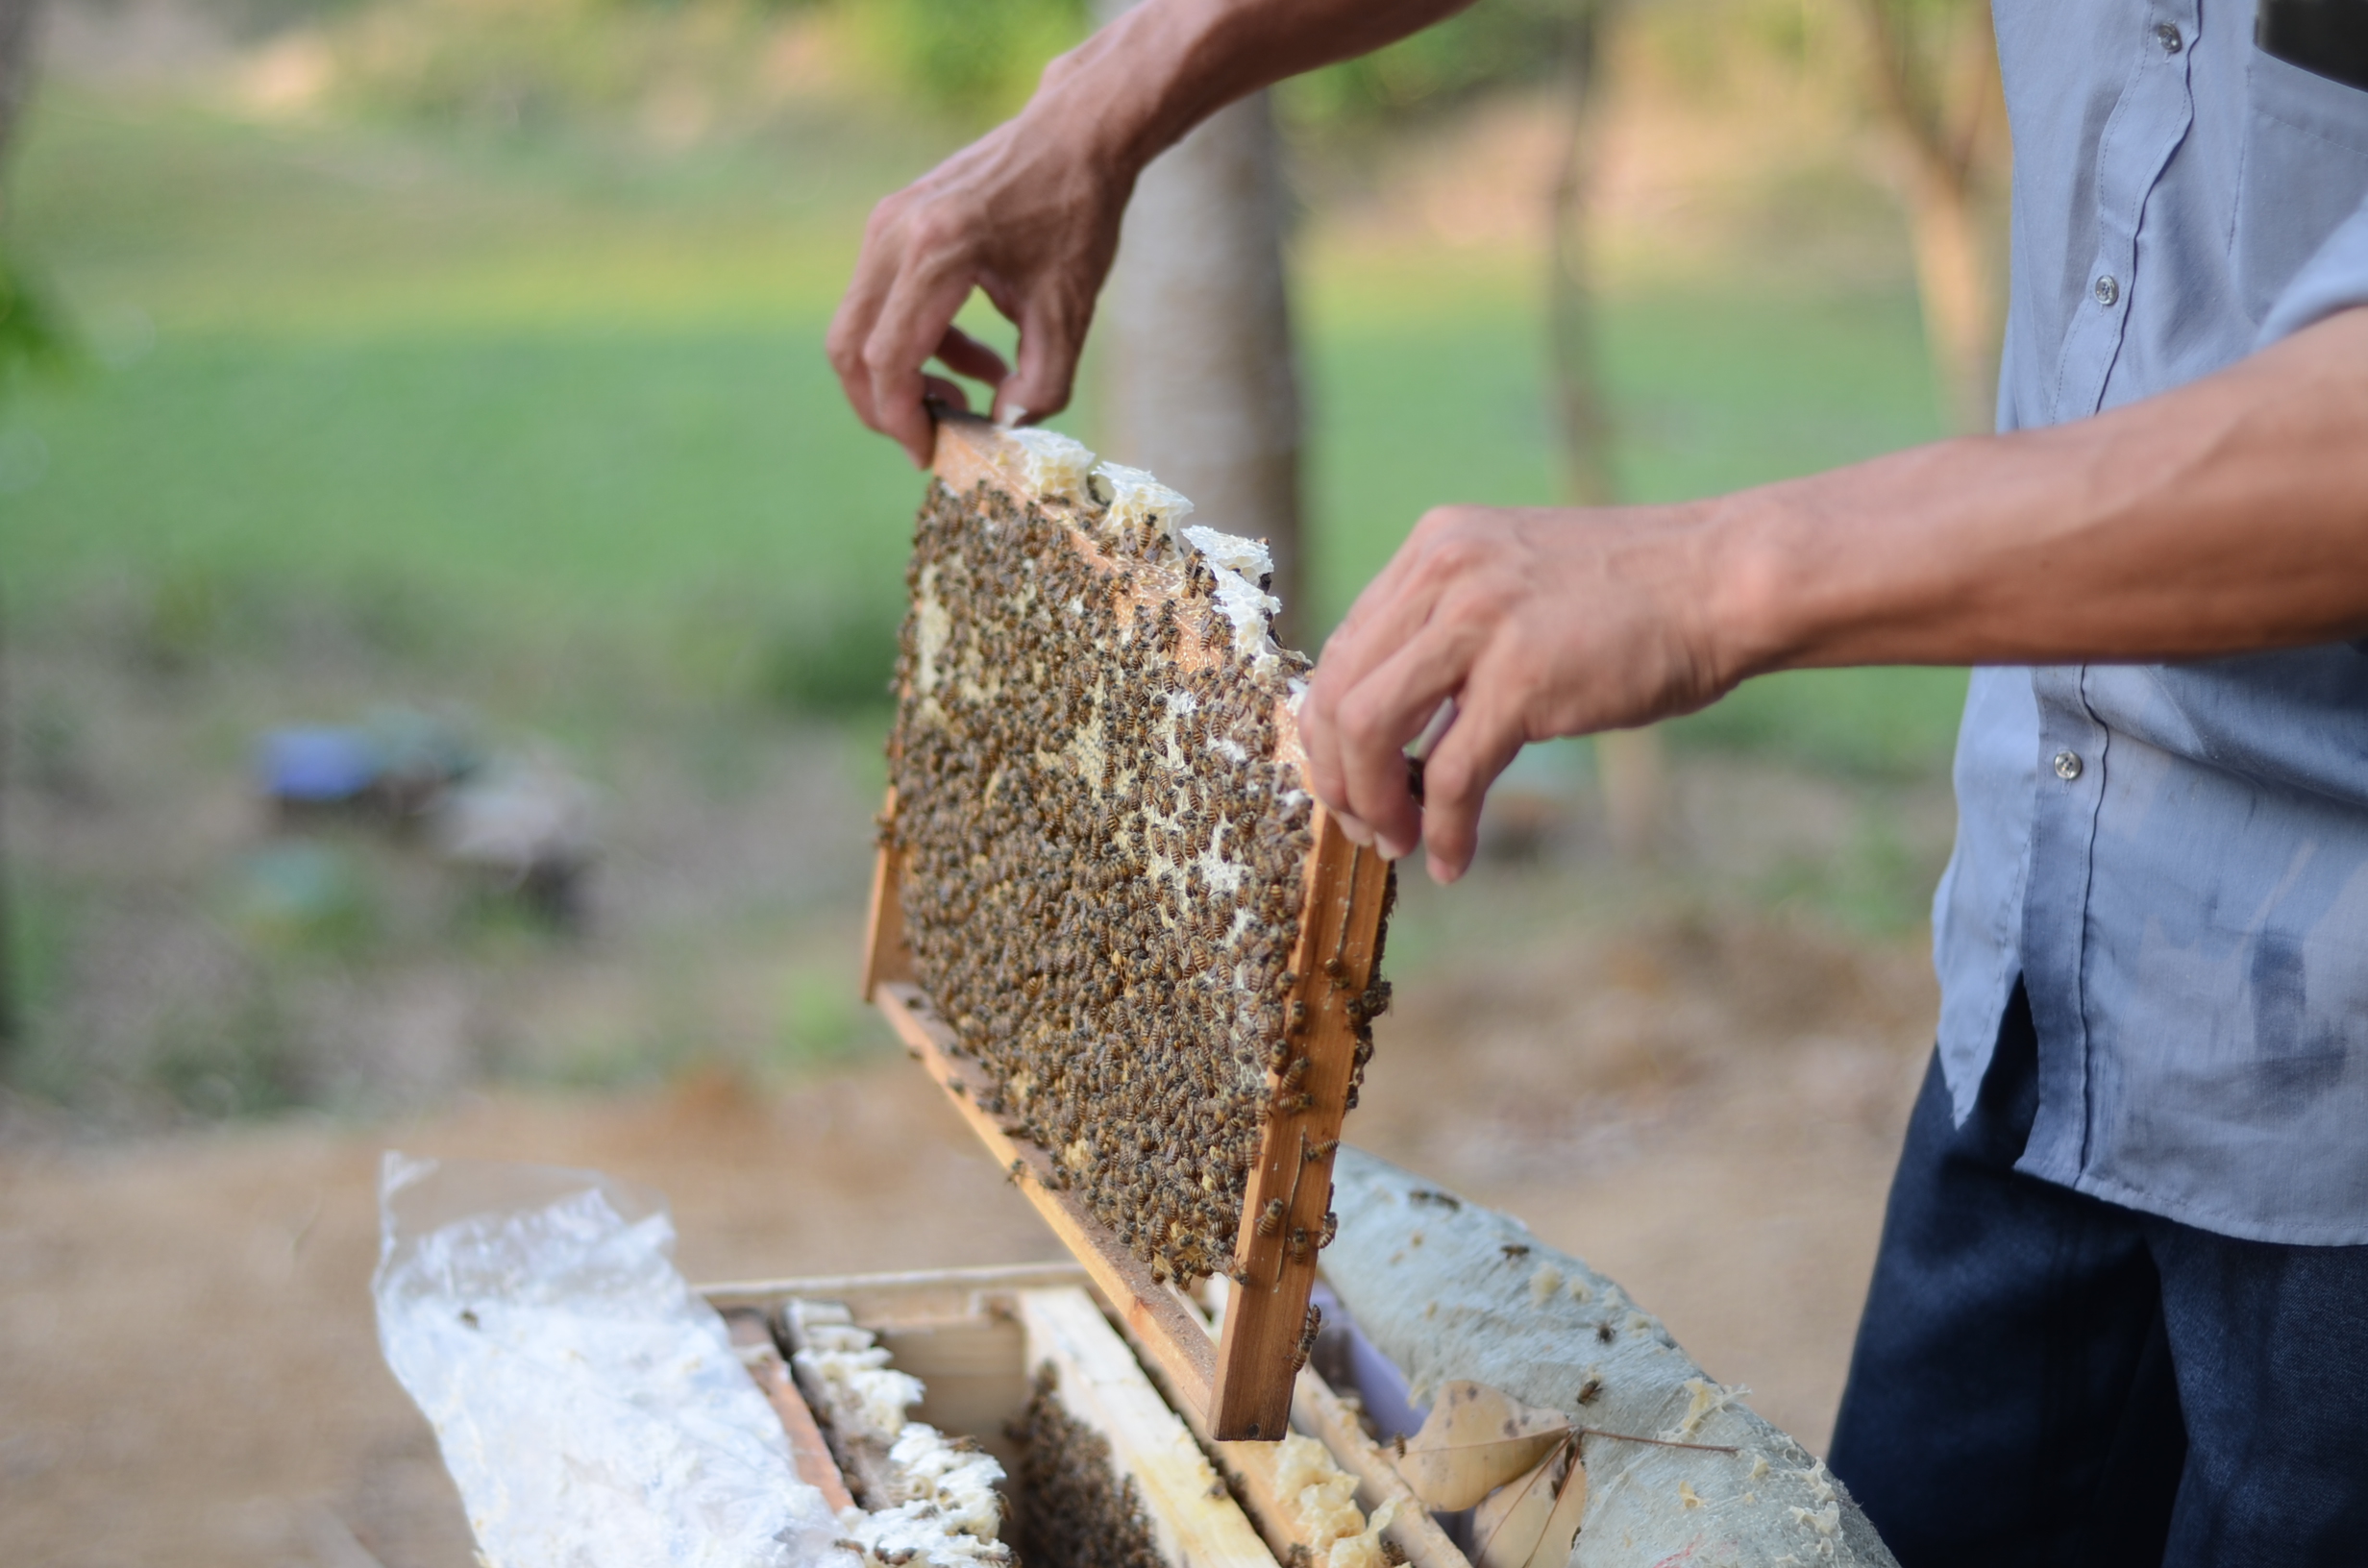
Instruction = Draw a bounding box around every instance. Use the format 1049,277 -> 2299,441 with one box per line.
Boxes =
0,887 -> 1936,1568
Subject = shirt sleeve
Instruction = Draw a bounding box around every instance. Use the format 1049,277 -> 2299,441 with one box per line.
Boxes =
2256,192 -> 2368,347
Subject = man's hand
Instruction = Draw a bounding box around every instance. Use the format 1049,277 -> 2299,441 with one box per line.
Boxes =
1299,502 -> 1739,885
826,88 -> 1134,466
827,0 -> 1483,465
1298,307 -> 2368,887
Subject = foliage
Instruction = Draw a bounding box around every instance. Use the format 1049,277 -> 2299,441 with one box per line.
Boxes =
0,249 -> 76,396
845,0 -> 1089,121
240,0 -> 1089,136
1282,0 -> 1578,133
310,0 -> 807,135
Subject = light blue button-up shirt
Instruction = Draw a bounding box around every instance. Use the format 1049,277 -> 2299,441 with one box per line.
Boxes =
1934,0 -> 2368,1244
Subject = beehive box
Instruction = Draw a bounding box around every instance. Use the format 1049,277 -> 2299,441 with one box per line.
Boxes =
703,1262 -> 1469,1568
864,416 -> 1395,1440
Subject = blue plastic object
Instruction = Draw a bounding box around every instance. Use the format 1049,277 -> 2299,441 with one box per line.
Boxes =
259,727 -> 382,804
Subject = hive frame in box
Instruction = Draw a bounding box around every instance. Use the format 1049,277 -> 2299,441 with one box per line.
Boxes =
702,1263 -> 1469,1568
862,414 -> 1394,1443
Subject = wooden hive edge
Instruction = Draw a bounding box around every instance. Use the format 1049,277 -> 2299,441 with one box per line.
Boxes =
1113,1285 -> 1474,1568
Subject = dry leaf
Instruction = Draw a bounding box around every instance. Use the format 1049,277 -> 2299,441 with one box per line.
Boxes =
1522,1450 -> 1589,1568
1395,1381 -> 1569,1511
1473,1447 -> 1566,1568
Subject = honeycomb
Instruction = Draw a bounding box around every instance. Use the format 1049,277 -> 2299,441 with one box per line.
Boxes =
886,429 -> 1391,1288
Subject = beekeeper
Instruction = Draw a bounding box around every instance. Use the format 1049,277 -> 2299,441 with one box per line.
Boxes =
827,2 -> 2368,1560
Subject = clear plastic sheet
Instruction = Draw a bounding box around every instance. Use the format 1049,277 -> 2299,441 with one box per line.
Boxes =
373,1151 -> 854,1568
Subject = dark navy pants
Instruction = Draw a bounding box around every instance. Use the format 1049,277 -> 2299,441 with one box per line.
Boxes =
1829,986 -> 2368,1567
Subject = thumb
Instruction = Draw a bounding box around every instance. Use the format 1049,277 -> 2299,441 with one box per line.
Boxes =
994,298 -> 1085,427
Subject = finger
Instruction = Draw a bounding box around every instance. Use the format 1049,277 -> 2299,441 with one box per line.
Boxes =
1300,560 -> 1461,843
923,374 -> 973,414
933,325 -> 1011,389
1310,513 -> 1473,713
1325,623 -> 1479,861
1412,681 -> 1527,884
864,241 -> 982,465
826,200 -> 913,437
995,293 -> 1083,427
1338,696 -> 1453,855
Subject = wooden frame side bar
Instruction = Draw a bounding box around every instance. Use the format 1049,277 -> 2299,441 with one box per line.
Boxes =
1208,804 -> 1391,1439
862,789 -> 914,1000
723,1309 -> 858,1515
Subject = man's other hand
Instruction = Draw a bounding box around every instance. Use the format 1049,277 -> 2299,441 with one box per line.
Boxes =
1299,502 -> 1739,885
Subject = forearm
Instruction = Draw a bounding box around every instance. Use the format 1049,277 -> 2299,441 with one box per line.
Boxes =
1029,0 -> 1480,184
1717,307 -> 2368,679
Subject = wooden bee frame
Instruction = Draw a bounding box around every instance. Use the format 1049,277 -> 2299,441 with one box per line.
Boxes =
704,1262 -> 1468,1568
862,415 -> 1392,1443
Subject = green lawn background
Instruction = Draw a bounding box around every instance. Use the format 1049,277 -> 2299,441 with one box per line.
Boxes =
2,88 -> 1968,779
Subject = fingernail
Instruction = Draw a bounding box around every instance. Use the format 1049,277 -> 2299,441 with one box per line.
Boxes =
1376,835 -> 1409,862
996,403 -> 1029,430
1338,817 -> 1373,847
1428,851 -> 1463,886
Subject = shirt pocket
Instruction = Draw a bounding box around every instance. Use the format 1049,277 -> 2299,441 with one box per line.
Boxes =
2232,45 -> 2368,321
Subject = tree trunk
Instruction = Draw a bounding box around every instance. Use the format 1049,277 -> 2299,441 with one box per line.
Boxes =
1847,0 -> 2004,436
1090,10 -> 1307,648
0,596 -> 14,1066
1902,163 -> 1998,436
0,0 -> 36,171
0,0 -> 38,1067
1545,0 -> 1664,858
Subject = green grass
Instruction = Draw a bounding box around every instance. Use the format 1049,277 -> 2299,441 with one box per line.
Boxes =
2,86 -> 1971,777
4,326 -> 921,634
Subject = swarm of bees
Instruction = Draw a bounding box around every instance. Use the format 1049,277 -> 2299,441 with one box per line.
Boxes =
887,444 -> 1393,1289
1007,1366 -> 1167,1568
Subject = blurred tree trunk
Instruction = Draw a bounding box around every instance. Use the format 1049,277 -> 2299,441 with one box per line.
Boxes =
0,0 -> 37,1067
1546,0 -> 1662,857
0,597 -> 13,1065
1093,2 -> 1306,648
0,0 -> 37,179
1848,0 -> 2005,435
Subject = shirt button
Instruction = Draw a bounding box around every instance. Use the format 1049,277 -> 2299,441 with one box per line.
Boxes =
2156,22 -> 2183,52
2094,274 -> 2121,306
2054,749 -> 2084,782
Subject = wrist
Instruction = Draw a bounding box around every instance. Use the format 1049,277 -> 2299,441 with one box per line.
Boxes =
1693,483 -> 1810,690
1030,0 -> 1228,184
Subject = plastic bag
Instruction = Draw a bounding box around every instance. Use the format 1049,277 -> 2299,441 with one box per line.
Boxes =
373,1151 -> 854,1568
